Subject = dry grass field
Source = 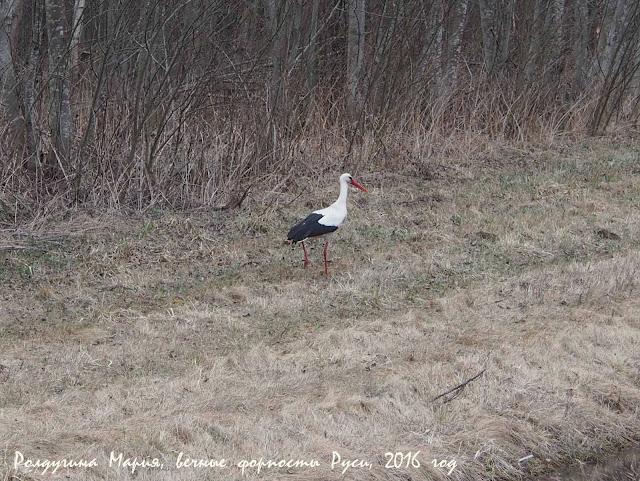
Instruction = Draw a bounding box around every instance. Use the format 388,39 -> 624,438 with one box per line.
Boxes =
1,139 -> 639,480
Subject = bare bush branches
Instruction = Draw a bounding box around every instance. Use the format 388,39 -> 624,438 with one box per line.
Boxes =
1,0 -> 640,210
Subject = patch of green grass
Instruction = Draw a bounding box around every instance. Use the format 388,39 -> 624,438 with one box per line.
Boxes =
135,220 -> 158,238
0,249 -> 71,283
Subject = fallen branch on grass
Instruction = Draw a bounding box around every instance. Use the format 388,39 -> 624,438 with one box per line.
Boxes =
0,245 -> 33,251
432,367 -> 487,403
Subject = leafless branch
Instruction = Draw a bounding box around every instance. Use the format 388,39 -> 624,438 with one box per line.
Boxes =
432,367 -> 487,403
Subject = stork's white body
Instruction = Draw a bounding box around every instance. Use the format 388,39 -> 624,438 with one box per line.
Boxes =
305,175 -> 351,235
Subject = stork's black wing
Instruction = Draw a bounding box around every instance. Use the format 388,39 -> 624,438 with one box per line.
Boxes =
287,213 -> 338,242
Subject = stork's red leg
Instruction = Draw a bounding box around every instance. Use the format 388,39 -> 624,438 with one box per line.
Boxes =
323,240 -> 329,277
302,242 -> 309,268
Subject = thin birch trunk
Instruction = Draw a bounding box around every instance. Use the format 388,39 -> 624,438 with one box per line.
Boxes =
524,0 -> 542,86
306,0 -> 319,99
497,0 -> 514,68
601,0 -> 630,76
418,1 -> 439,92
479,0 -> 497,72
290,0 -> 302,64
347,0 -> 365,120
239,3 -> 253,49
0,0 -> 19,122
441,0 -> 469,99
571,0 -> 589,95
45,0 -> 73,172
21,0 -> 42,169
433,0 -> 444,92
70,0 -> 85,72
545,0 -> 565,72
265,0 -> 285,130
589,0 -> 617,78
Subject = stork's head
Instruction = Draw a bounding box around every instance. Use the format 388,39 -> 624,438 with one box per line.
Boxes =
341,173 -> 368,193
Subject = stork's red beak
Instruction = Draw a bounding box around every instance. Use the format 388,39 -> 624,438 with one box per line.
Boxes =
351,180 -> 368,193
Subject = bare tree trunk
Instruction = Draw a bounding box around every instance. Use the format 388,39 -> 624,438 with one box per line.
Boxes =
479,0 -> 497,72
601,0 -> 630,76
290,0 -> 302,64
590,0 -> 611,77
306,0 -> 319,100
265,0 -> 286,141
544,0 -> 565,75
432,0 -> 444,93
239,2 -> 254,49
70,0 -> 85,73
497,0 -> 514,68
20,0 -> 43,170
440,0 -> 469,99
45,0 -> 72,174
589,0 -> 624,78
571,0 -> 589,95
373,0 -> 393,68
265,0 -> 278,103
524,0 -> 542,86
417,1 -> 439,92
0,0 -> 19,123
347,0 -> 365,120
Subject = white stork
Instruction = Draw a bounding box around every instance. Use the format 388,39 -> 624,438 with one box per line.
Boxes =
287,173 -> 368,276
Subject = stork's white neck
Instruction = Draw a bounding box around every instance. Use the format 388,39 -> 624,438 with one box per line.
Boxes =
334,177 -> 350,208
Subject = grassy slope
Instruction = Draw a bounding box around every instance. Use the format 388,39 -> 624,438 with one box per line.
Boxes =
1,141 -> 639,480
